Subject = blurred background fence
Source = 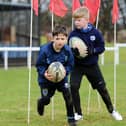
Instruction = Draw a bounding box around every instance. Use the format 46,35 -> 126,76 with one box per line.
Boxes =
0,0 -> 126,68
0,43 -> 126,70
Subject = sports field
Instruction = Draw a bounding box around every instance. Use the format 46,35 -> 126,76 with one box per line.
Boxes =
0,48 -> 126,126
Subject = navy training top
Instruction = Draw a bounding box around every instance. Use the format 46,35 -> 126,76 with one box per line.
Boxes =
68,23 -> 105,66
36,42 -> 74,85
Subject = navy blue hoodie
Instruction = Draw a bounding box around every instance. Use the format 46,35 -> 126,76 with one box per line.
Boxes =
68,23 -> 105,66
36,42 -> 74,85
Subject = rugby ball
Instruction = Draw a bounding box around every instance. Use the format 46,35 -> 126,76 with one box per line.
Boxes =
69,37 -> 88,58
47,62 -> 66,83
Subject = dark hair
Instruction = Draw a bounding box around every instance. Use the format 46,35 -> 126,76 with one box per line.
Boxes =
52,25 -> 67,37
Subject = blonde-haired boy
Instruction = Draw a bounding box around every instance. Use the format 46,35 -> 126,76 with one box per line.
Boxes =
73,6 -> 89,19
68,6 -> 123,121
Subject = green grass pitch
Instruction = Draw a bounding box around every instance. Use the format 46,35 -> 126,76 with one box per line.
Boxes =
0,48 -> 126,126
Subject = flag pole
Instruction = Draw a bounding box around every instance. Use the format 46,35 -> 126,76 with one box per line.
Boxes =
86,0 -> 102,113
51,2 -> 54,121
113,22 -> 117,109
51,11 -> 54,31
51,12 -> 55,121
27,0 -> 33,125
112,0 -> 119,110
95,7 -> 102,112
72,18 -> 74,30
95,8 -> 100,29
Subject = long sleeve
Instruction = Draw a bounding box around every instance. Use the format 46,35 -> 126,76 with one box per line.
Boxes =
93,30 -> 105,55
65,48 -> 74,75
36,47 -> 47,77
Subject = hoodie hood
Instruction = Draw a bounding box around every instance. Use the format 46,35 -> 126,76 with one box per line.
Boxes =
75,23 -> 94,33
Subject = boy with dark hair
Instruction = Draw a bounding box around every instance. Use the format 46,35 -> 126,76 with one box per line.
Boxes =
36,25 -> 76,126
68,6 -> 123,121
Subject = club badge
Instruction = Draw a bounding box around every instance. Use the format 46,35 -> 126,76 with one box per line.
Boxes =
42,88 -> 48,96
90,35 -> 96,41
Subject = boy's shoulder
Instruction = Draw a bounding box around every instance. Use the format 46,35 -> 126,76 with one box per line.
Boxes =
70,24 -> 99,34
40,42 -> 52,49
39,42 -> 52,54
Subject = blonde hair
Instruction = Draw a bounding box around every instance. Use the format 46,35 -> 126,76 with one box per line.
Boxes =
73,6 -> 89,19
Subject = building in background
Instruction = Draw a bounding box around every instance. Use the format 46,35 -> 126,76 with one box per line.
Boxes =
0,0 -> 126,67
0,0 -> 39,66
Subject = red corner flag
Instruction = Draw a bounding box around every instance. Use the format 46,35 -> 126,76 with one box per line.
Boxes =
83,0 -> 101,24
72,0 -> 81,12
112,0 -> 119,24
49,0 -> 68,17
32,0 -> 38,16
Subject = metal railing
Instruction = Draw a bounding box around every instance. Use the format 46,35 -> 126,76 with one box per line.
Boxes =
0,47 -> 39,70
0,43 -> 126,70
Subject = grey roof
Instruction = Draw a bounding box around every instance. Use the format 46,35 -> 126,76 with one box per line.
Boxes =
0,2 -> 31,11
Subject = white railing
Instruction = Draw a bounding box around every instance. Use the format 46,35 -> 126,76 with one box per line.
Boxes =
100,46 -> 119,65
116,43 -> 126,64
0,44 -> 126,70
100,43 -> 126,65
0,47 -> 40,70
